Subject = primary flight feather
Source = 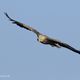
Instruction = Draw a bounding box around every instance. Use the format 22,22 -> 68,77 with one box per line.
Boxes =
4,12 -> 80,54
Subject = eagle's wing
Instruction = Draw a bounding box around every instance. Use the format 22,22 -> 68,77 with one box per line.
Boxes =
4,12 -> 40,36
48,38 -> 80,54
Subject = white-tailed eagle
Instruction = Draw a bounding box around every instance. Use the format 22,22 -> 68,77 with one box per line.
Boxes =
4,13 -> 80,54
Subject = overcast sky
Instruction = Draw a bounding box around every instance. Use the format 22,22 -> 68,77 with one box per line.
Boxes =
0,0 -> 80,80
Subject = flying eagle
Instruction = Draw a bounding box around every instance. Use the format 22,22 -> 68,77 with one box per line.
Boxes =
4,13 -> 80,54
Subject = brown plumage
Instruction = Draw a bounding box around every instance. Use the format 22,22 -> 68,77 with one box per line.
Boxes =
4,12 -> 80,54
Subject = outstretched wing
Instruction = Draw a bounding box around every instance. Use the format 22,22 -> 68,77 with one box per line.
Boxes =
4,12 -> 41,36
48,38 -> 80,54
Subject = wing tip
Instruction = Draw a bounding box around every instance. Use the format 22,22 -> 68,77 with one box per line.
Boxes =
4,12 -> 14,21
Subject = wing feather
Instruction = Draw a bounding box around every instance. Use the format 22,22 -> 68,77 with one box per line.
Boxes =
48,38 -> 80,54
4,12 -> 40,36
59,42 -> 80,54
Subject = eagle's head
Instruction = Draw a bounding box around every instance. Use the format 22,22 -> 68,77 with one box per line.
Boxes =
38,35 -> 47,43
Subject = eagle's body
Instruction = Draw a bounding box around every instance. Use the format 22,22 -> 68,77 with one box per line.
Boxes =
4,13 -> 80,54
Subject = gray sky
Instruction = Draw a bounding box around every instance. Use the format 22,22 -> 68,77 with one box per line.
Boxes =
0,0 -> 80,80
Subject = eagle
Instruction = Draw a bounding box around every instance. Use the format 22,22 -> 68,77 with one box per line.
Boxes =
4,12 -> 80,54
